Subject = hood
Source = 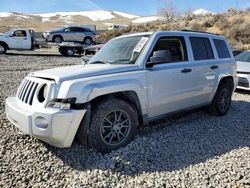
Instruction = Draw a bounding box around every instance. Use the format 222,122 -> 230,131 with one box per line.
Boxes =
236,61 -> 250,73
0,33 -> 6,39
29,64 -> 140,82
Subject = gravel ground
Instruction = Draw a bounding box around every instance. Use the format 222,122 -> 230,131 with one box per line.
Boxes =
0,51 -> 250,188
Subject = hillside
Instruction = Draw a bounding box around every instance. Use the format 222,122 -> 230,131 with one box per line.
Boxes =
0,10 -> 135,32
97,9 -> 250,50
0,8 -> 215,32
0,10 -> 162,32
1,9 -> 250,49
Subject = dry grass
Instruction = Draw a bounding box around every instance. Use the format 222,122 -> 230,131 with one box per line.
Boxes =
97,9 -> 250,50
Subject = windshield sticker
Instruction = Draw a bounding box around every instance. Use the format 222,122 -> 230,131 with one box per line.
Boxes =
133,37 -> 149,52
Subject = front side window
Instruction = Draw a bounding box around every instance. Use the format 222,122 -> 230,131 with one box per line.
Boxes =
149,37 -> 188,63
213,39 -> 231,58
13,30 -> 27,37
190,37 -> 214,61
89,35 -> 149,65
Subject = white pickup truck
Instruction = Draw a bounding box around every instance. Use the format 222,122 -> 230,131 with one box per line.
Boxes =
0,28 -> 36,54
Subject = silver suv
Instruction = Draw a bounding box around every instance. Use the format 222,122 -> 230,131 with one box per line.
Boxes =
43,26 -> 95,45
6,31 -> 237,152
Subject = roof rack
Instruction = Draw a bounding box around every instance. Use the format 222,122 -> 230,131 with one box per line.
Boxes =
181,29 -> 219,36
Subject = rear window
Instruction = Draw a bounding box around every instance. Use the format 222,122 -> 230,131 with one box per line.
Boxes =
213,39 -> 231,58
190,37 -> 214,61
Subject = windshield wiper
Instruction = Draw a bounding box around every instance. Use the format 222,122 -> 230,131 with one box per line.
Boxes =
110,59 -> 135,64
90,61 -> 110,64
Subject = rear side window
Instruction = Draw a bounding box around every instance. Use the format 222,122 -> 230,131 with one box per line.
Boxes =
213,39 -> 231,58
190,37 -> 214,61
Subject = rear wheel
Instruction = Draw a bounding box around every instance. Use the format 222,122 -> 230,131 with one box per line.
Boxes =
208,81 -> 233,116
86,98 -> 138,153
0,44 -> 6,54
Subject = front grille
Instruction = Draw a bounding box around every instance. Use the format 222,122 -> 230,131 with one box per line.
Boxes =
238,77 -> 249,88
17,79 -> 39,105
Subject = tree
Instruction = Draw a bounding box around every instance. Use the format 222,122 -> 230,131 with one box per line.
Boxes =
158,0 -> 178,22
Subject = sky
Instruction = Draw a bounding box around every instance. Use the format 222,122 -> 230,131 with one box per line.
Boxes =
0,0 -> 250,16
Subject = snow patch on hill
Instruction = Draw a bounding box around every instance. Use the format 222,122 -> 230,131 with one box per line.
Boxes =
113,11 -> 139,19
0,12 -> 13,17
132,16 -> 163,23
33,10 -> 115,21
193,9 -> 215,15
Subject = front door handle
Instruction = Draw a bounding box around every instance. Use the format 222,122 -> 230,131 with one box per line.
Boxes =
181,68 -> 192,73
23,38 -> 28,40
211,65 -> 219,70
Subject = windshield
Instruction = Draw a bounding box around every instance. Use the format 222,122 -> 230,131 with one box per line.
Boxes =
52,27 -> 66,32
89,35 -> 149,65
4,29 -> 14,35
235,51 -> 250,62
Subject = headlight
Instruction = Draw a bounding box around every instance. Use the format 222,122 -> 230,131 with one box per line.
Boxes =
46,98 -> 76,110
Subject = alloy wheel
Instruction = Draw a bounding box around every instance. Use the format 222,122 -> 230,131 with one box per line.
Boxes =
218,88 -> 230,112
100,109 -> 131,146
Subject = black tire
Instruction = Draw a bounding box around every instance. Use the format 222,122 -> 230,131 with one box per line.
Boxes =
53,35 -> 63,43
208,81 -> 233,116
86,98 -> 138,153
0,43 -> 7,54
83,37 -> 92,45
64,48 -> 75,56
59,48 -> 66,56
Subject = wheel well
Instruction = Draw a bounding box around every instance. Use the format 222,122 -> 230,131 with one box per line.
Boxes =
84,36 -> 92,41
219,76 -> 234,88
90,91 -> 143,126
0,41 -> 9,49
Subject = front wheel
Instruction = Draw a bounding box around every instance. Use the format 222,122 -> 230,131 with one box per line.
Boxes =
0,44 -> 6,54
83,37 -> 92,45
86,98 -> 138,153
208,82 -> 233,116
53,36 -> 63,43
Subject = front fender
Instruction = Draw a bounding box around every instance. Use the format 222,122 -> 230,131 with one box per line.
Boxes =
61,78 -> 148,115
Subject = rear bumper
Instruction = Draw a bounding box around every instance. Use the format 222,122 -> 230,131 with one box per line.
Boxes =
237,74 -> 250,90
5,97 -> 86,148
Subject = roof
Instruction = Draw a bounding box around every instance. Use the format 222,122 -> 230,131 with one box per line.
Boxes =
118,30 -> 224,39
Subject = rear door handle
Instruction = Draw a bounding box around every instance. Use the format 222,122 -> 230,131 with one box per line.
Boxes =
181,68 -> 192,73
211,65 -> 218,70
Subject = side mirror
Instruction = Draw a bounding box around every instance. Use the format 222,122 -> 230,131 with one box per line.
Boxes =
65,29 -> 70,33
148,50 -> 171,66
9,33 -> 13,37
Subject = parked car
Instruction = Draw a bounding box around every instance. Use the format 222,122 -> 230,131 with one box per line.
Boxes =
5,31 -> 237,152
42,26 -> 96,45
80,44 -> 104,64
83,44 -> 104,56
0,28 -> 37,54
107,24 -> 128,30
232,49 -> 244,57
235,50 -> 250,90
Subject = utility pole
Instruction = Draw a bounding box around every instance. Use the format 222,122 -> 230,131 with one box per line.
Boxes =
236,0 -> 239,11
